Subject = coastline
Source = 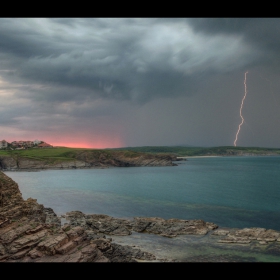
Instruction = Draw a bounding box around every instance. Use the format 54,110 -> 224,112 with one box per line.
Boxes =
1,166 -> 110,172
177,156 -> 221,159
2,153 -> 280,172
177,154 -> 280,159
2,168 -> 280,262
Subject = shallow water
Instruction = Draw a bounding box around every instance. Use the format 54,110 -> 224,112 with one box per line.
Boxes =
5,156 -> 280,231
4,156 -> 280,262
110,231 -> 280,262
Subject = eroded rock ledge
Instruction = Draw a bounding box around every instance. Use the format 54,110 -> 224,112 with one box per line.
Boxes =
63,211 -> 280,245
0,171 -> 156,262
63,211 -> 218,237
0,151 -> 179,171
1,170 -> 280,262
212,228 -> 280,245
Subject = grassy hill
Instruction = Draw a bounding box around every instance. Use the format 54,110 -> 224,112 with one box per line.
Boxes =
1,146 -> 280,162
0,147 -> 165,163
0,147 -> 142,162
0,147 -> 84,162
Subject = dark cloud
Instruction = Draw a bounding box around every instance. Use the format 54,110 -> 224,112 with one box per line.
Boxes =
187,18 -> 280,65
1,18 -> 280,148
0,18 -> 263,104
186,18 -> 251,34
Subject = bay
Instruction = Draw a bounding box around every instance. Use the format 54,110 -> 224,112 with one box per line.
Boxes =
4,155 -> 280,262
4,155 -> 280,230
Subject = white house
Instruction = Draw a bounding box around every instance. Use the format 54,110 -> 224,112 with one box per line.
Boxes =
33,139 -> 42,145
0,140 -> 8,149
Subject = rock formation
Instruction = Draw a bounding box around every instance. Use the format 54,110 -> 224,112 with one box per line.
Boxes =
0,151 -> 177,171
212,227 -> 280,245
1,170 -> 280,262
63,212 -> 218,238
0,171 -> 156,262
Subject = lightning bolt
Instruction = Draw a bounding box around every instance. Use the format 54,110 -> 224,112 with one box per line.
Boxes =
234,71 -> 248,147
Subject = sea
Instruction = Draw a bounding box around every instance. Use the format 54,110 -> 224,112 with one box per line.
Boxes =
4,155 -> 280,262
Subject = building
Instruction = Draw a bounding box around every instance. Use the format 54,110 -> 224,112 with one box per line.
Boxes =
33,139 -> 42,145
37,142 -> 53,148
0,140 -> 8,149
11,141 -> 24,148
11,140 -> 41,148
24,141 -> 33,147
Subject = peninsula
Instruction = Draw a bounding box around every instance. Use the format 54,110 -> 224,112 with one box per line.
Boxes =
1,145 -> 279,171
0,148 -> 177,171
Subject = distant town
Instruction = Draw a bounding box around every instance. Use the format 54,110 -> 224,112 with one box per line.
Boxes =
0,139 -> 53,150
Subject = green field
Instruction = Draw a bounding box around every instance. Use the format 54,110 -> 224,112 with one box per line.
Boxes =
0,147 -> 93,162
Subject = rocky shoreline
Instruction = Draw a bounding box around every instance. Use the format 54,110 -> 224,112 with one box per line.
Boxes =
0,152 -> 180,171
1,170 -> 280,262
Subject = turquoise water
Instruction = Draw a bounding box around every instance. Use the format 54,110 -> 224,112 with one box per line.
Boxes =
4,156 -> 280,231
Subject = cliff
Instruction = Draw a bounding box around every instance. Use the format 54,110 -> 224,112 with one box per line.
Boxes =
0,171 -> 159,262
0,150 -> 178,171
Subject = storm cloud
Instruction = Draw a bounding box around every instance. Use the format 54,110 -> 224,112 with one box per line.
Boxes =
0,18 -> 280,148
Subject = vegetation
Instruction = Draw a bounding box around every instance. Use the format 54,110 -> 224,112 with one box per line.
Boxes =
109,146 -> 280,157
0,147 -> 145,164
0,147 -> 90,162
0,146 -> 280,163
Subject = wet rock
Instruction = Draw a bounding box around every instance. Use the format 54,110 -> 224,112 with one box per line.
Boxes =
216,227 -> 280,244
43,208 -> 61,227
65,212 -> 132,236
65,213 -> 219,238
101,242 -> 156,262
211,229 -> 230,236
131,217 -> 217,237
0,171 -> 158,262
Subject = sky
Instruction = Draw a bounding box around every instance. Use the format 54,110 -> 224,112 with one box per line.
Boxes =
1,18 -> 280,148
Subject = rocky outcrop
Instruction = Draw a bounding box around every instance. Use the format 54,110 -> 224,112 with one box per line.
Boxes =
0,156 -> 92,170
0,151 -> 176,171
0,171 -> 156,262
0,170 -> 219,262
74,151 -> 177,168
2,170 -> 280,262
131,217 -> 218,237
0,156 -> 18,170
63,212 -> 218,238
64,212 -> 133,236
212,227 -> 280,245
51,212 -> 280,246
17,158 -> 91,170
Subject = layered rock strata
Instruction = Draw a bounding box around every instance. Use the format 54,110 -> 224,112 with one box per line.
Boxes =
0,171 -> 156,262
1,170 -> 280,262
64,212 -> 280,246
212,227 -> 280,245
0,152 -> 177,171
63,212 -> 218,237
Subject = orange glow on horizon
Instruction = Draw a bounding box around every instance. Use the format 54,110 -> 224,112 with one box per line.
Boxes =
50,140 -> 124,149
3,132 -> 125,149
